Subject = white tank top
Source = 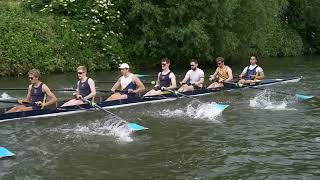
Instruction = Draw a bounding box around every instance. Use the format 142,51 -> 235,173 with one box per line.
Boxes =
120,73 -> 134,90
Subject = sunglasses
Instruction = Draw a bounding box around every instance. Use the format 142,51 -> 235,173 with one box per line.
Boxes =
190,64 -> 195,67
161,63 -> 167,66
217,62 -> 222,65
77,71 -> 84,75
29,77 -> 34,80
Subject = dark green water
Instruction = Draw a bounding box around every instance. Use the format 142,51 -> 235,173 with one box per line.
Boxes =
0,56 -> 320,179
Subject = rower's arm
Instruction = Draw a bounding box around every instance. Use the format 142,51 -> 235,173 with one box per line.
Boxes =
155,73 -> 160,87
180,74 -> 190,84
42,84 -> 57,107
21,85 -> 32,103
85,78 -> 96,100
256,71 -> 265,80
168,74 -> 177,90
239,67 -> 247,78
111,79 -> 121,91
197,77 -> 204,85
226,68 -> 233,81
210,69 -> 218,80
133,76 -> 145,93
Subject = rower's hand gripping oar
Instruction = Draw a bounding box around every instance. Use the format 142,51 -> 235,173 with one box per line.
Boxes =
81,98 -> 148,131
223,81 -> 315,101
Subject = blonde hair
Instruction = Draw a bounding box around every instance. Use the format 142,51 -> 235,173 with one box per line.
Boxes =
28,69 -> 41,78
77,66 -> 87,72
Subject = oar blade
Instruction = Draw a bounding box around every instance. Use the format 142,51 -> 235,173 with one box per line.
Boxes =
295,94 -> 314,101
213,103 -> 230,111
127,123 -> 148,131
0,147 -> 15,158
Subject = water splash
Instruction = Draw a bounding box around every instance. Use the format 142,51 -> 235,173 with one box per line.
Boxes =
55,116 -> 135,143
249,90 -> 295,111
0,92 -> 13,100
156,101 -> 226,121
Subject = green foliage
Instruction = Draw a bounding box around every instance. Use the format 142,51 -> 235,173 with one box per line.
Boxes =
120,0 -> 304,67
0,0 -> 318,76
0,0 -> 125,76
283,0 -> 320,53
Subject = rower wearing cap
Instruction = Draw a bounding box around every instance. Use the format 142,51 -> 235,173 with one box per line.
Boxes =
178,59 -> 204,92
207,57 -> 233,89
238,55 -> 264,84
106,63 -> 145,101
144,57 -> 177,96
6,69 -> 57,113
61,66 -> 96,106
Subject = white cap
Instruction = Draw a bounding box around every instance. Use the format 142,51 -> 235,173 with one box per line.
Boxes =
118,63 -> 129,69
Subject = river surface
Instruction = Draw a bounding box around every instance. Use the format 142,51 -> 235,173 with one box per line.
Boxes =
0,56 -> 320,179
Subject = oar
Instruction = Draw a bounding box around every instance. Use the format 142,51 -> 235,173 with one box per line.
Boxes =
0,99 -> 19,104
0,87 -> 115,94
166,89 -> 229,111
223,81 -> 315,101
0,147 -> 15,158
81,98 -> 148,131
95,80 -> 156,84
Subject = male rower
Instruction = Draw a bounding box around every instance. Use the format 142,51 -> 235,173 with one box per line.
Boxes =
61,66 -> 96,106
6,69 -> 57,113
144,57 -> 177,96
207,57 -> 233,89
106,63 -> 145,101
238,55 -> 264,84
178,59 -> 204,92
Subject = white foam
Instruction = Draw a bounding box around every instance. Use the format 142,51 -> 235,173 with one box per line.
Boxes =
0,92 -> 13,100
55,117 -> 134,143
156,101 -> 225,121
249,90 -> 296,111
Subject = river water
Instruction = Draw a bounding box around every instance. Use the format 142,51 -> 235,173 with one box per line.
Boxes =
0,56 -> 319,179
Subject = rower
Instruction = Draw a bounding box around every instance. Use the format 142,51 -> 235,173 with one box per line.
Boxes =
144,57 -> 177,96
6,69 -> 57,113
207,57 -> 233,89
238,55 -> 264,84
61,66 -> 96,106
106,63 -> 145,101
178,59 -> 204,92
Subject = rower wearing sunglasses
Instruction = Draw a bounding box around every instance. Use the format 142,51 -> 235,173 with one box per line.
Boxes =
6,69 -> 57,113
207,57 -> 233,89
144,57 -> 177,96
178,59 -> 204,92
61,66 -> 96,106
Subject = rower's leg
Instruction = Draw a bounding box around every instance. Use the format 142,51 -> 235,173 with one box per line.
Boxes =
6,105 -> 32,113
143,90 -> 156,96
238,79 -> 246,84
207,82 -> 223,89
178,85 -> 194,92
106,93 -> 124,101
61,99 -> 84,107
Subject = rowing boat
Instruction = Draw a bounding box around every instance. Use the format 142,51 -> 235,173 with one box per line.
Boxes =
0,76 -> 301,125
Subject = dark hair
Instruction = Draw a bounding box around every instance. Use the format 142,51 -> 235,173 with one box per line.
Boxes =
190,59 -> 198,64
250,55 -> 258,60
161,57 -> 171,64
215,57 -> 224,63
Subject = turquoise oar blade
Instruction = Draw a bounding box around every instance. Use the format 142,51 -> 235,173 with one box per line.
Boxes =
0,147 -> 15,158
213,104 -> 230,111
127,123 -> 148,131
295,94 -> 314,101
